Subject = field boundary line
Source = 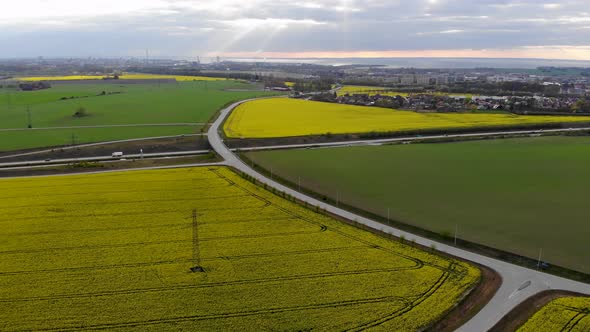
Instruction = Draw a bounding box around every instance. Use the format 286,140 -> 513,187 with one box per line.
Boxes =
0,123 -> 206,132
0,162 -> 227,180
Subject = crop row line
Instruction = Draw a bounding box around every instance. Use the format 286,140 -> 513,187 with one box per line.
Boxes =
1,216 -> 298,237
0,204 -> 271,223
347,263 -> 453,331
0,194 -> 254,211
0,183 -> 236,200
16,294 -> 415,331
1,176 -> 223,191
0,226 -> 327,256
1,222 -> 191,237
210,169 -> 439,273
213,169 -> 471,277
0,258 -> 193,276
0,245 -> 379,278
561,311 -> 589,332
0,264 -> 421,304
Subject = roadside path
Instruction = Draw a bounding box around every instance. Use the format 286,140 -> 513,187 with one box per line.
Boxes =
235,126 -> 590,152
208,98 -> 590,332
0,150 -> 211,168
0,134 -> 205,160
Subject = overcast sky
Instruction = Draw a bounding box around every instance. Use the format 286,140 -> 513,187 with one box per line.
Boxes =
1,0 -> 589,60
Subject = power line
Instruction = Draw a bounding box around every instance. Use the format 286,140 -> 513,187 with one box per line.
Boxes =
190,209 -> 205,273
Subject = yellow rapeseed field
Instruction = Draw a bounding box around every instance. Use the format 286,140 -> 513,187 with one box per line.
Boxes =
224,98 -> 590,138
19,73 -> 227,82
517,297 -> 590,332
0,167 -> 479,331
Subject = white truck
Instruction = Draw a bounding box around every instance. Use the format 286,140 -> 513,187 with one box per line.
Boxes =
112,152 -> 124,158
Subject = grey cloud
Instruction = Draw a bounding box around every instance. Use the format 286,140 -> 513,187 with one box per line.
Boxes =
0,0 -> 589,57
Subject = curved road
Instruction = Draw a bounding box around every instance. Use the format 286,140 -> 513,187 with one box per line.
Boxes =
208,98 -> 590,331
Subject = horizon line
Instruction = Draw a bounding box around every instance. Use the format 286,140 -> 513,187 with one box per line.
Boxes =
2,55 -> 590,62
213,48 -> 590,62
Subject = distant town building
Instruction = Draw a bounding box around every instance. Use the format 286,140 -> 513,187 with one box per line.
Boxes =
415,75 -> 432,85
400,74 -> 415,85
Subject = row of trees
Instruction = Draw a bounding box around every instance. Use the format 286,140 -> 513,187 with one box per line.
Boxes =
337,80 -> 572,97
573,99 -> 590,113
291,79 -> 334,92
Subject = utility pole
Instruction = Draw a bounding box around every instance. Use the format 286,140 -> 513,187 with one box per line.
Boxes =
298,176 -> 301,192
336,191 -> 339,208
387,208 -> 390,224
71,133 -> 76,146
190,209 -> 205,272
537,248 -> 543,270
26,106 -> 32,128
454,224 -> 458,246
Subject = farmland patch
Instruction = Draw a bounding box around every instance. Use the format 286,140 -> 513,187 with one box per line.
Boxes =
224,98 -> 590,138
0,167 -> 480,331
517,297 -> 590,332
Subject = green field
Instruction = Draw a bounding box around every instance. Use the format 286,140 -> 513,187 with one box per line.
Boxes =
0,81 -> 276,151
0,167 -> 479,331
246,136 -> 590,274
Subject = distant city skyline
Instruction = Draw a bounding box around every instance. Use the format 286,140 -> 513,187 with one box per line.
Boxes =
1,0 -> 589,61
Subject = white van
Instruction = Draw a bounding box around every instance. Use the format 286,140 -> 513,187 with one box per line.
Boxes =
112,152 -> 124,158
